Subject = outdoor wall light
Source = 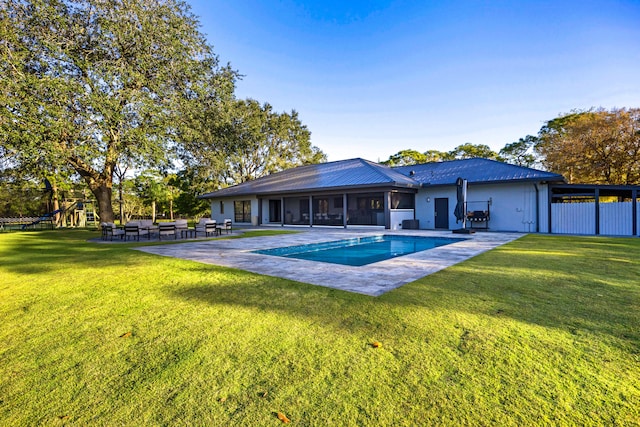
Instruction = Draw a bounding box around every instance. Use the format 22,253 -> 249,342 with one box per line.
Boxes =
426,197 -> 431,203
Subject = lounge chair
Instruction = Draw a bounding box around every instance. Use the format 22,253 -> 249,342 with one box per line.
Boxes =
101,222 -> 124,241
158,222 -> 178,240
124,221 -> 150,241
175,219 -> 188,232
195,218 -> 217,237
222,219 -> 232,234
139,219 -> 157,237
158,223 -> 177,240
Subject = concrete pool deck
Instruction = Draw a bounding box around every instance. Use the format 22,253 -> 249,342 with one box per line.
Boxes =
135,228 -> 523,296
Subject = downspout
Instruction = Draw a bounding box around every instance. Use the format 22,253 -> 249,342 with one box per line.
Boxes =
534,183 -> 539,233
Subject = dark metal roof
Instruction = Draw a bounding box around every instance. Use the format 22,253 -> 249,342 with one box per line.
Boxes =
199,158 -> 421,199
393,158 -> 565,186
199,158 -> 565,199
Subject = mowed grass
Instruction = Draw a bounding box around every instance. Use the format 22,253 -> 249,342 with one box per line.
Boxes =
0,230 -> 638,426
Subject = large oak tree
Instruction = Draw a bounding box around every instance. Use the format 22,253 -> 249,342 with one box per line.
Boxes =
537,108 -> 640,184
1,0 -> 237,222
499,135 -> 539,168
381,144 -> 497,166
180,98 -> 326,189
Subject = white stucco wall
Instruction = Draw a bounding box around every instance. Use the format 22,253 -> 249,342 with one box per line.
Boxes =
206,182 -> 553,232
209,199 -> 222,222
390,209 -> 415,230
415,182 -> 551,233
209,197 -> 258,225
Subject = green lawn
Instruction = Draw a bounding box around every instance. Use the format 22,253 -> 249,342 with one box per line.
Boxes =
1,230 -> 638,426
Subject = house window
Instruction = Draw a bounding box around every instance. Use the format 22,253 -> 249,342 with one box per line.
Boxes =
234,200 -> 251,223
220,201 -> 224,214
334,197 -> 343,209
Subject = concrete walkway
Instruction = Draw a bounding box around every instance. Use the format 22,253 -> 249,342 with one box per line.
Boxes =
134,228 -> 523,296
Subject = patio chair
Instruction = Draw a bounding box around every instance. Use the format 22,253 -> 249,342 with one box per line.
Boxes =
158,223 -> 177,240
101,222 -> 124,241
139,219 -> 157,237
124,222 -> 149,241
175,219 -> 188,232
222,219 -> 232,234
195,218 -> 217,237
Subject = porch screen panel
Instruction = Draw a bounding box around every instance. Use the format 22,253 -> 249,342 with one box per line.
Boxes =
312,194 -> 345,226
347,192 -> 385,225
391,192 -> 415,209
283,197 -> 310,225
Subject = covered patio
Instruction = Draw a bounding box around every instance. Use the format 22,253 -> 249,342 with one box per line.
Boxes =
201,159 -> 421,229
261,190 -> 415,228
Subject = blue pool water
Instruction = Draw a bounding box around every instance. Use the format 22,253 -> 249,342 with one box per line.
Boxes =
253,235 -> 462,266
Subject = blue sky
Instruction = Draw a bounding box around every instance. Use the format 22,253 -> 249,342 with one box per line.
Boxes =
187,0 -> 640,162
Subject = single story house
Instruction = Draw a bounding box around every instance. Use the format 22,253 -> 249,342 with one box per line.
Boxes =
199,157 -> 571,233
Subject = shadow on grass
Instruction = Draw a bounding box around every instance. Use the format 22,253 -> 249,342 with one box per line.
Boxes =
0,228 -> 298,276
385,235 -> 640,351
3,230 -> 638,353
0,229 -> 161,275
167,262 -> 392,335
167,235 -> 640,353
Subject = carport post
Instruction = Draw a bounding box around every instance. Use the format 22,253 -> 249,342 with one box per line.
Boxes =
633,189 -> 637,237
548,185 -> 553,234
595,188 -> 600,235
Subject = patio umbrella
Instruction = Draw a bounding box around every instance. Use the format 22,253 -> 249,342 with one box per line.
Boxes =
454,177 -> 467,225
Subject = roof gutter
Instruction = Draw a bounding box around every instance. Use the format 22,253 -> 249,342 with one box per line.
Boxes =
418,177 -> 564,188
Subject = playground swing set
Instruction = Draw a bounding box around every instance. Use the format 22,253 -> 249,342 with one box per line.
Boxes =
0,199 -> 98,232
0,180 -> 99,231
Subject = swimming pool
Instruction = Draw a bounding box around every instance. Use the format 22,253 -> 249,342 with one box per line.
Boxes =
252,235 -> 462,266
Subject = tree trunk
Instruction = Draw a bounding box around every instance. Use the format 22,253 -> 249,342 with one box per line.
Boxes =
114,165 -> 128,226
69,154 -> 115,223
118,184 -> 125,226
151,200 -> 156,223
52,184 -> 61,227
91,184 -> 115,223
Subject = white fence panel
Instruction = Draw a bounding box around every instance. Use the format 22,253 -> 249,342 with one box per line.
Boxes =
599,202 -> 633,236
551,202 -> 595,235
